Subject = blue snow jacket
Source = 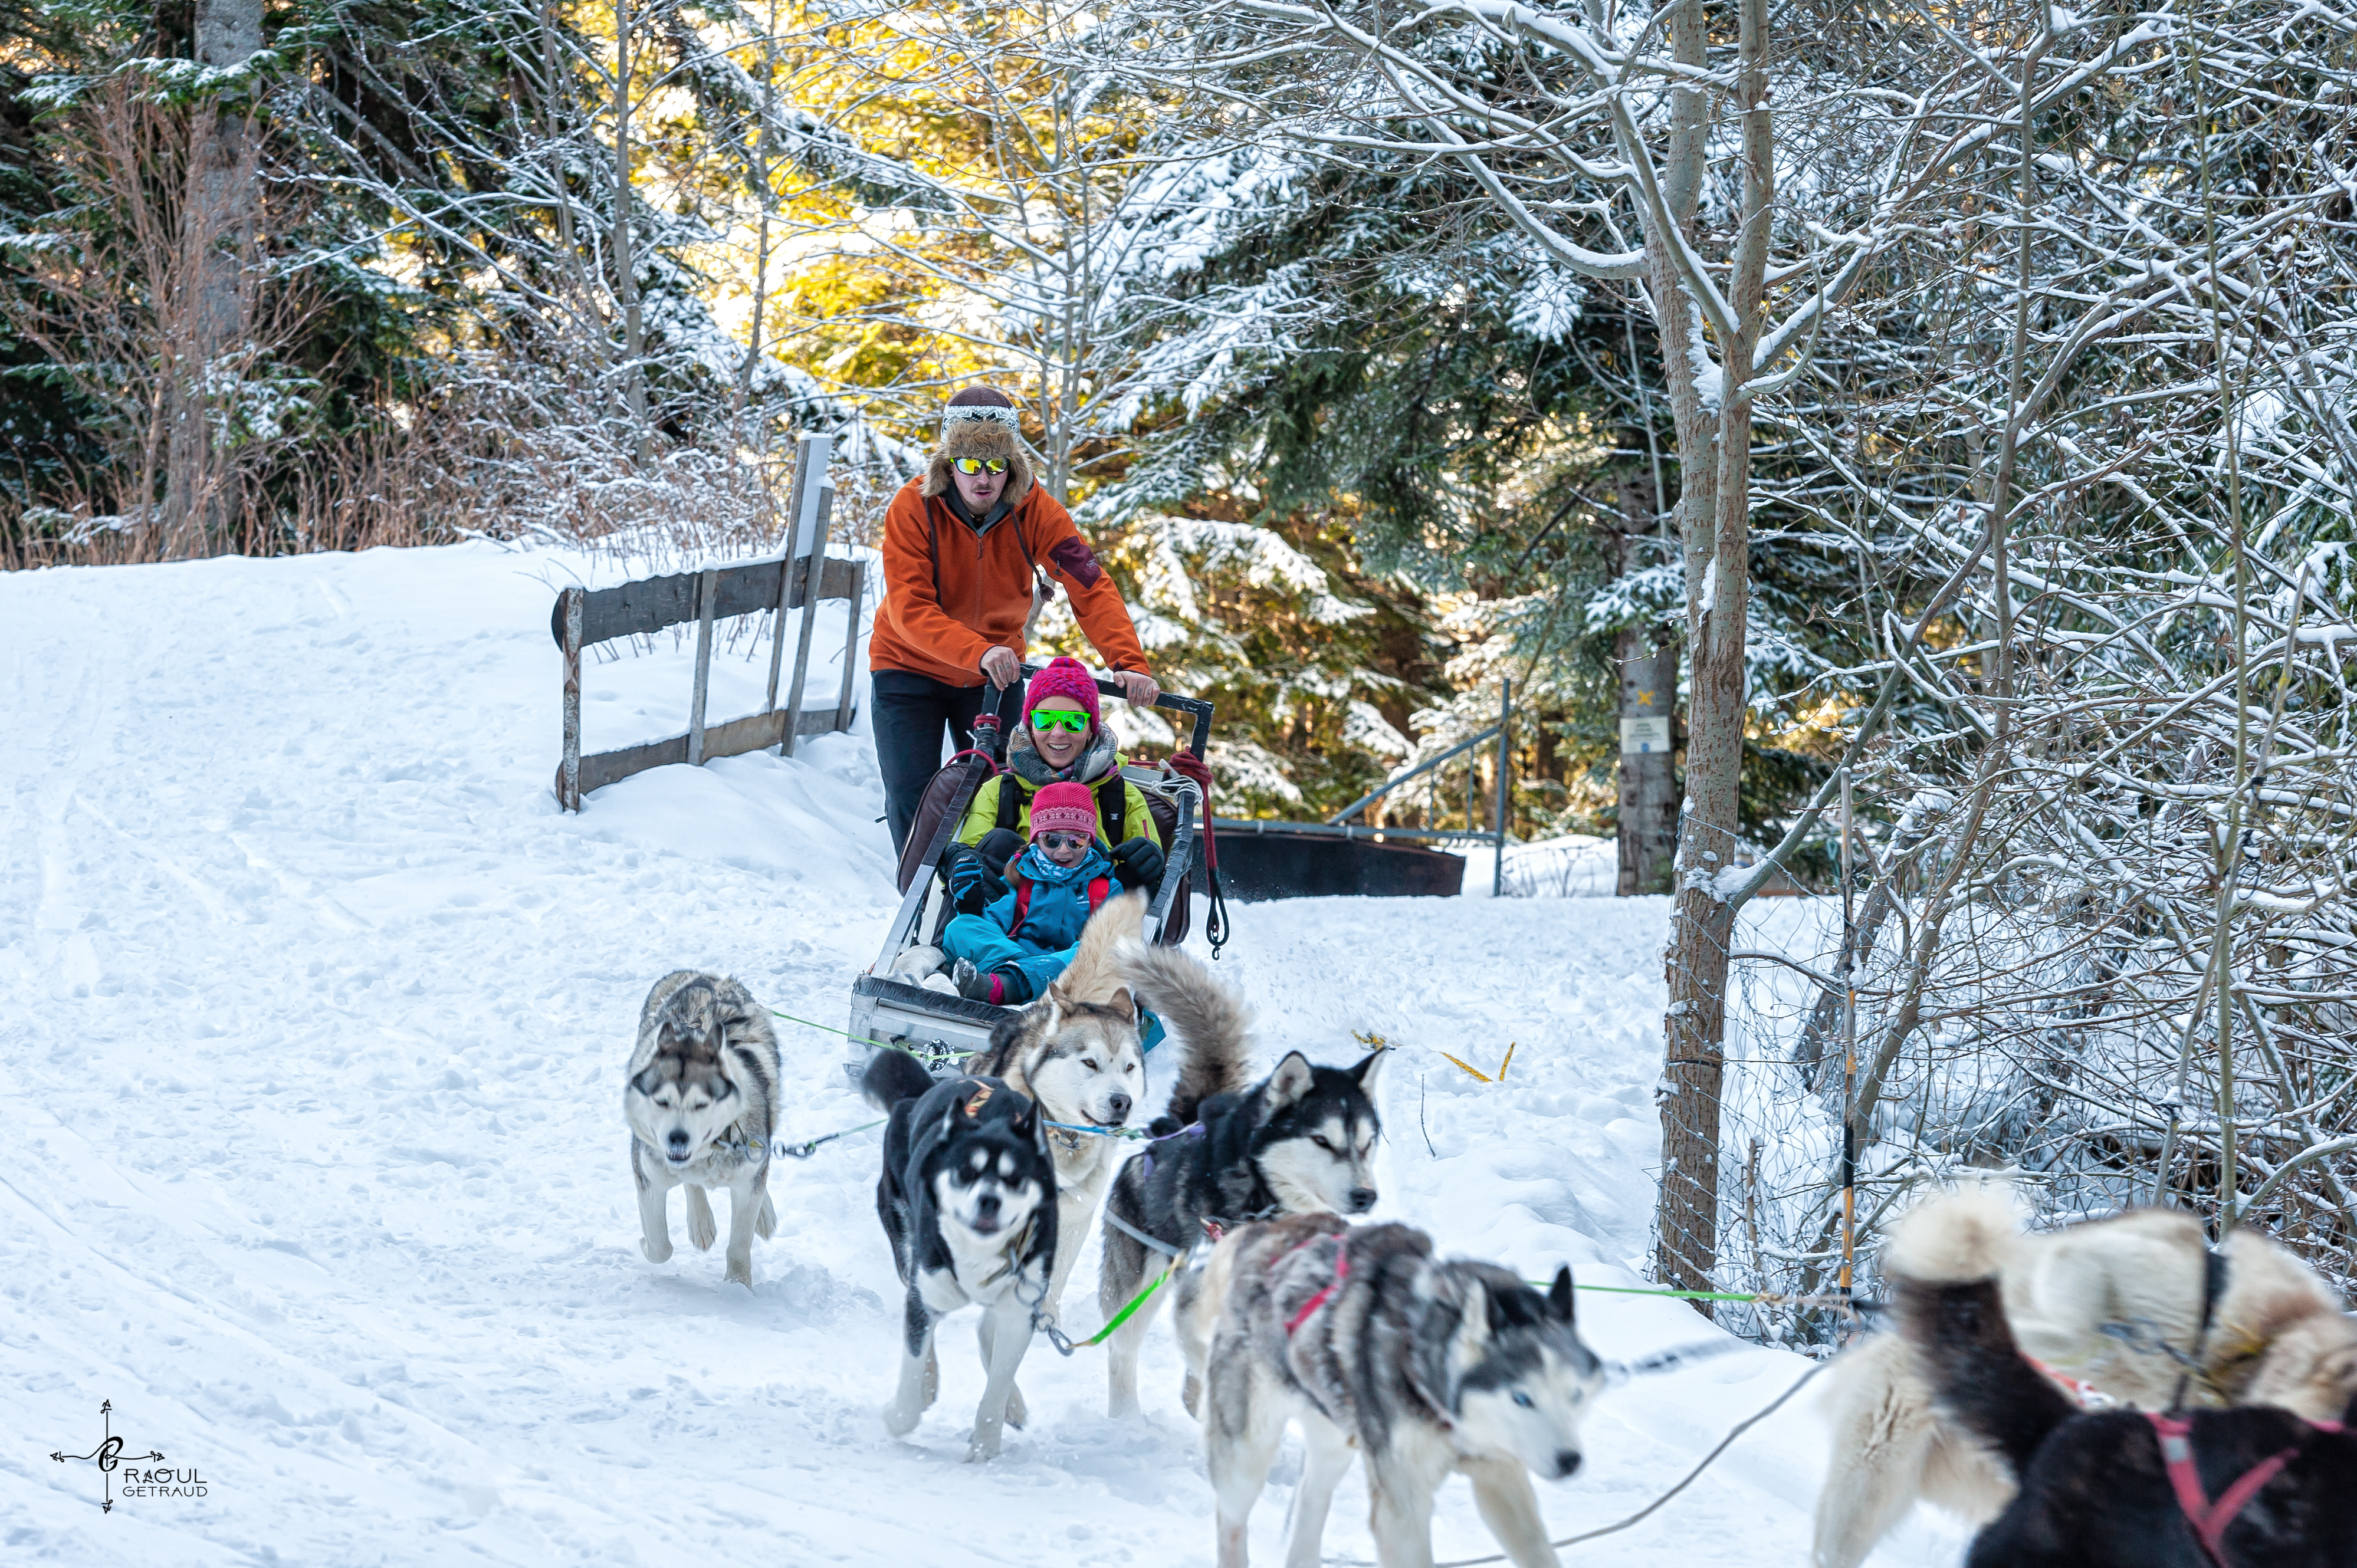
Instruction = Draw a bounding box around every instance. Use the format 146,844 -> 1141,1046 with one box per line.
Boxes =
983,841 -> 1117,954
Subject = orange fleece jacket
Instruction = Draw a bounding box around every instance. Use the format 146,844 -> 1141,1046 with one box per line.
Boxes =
869,478 -> 1150,686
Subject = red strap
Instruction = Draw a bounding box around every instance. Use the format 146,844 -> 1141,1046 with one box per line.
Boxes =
1010,879 -> 1032,935
2145,1412 -> 2305,1567
1285,1246 -> 1351,1337
1088,875 -> 1111,911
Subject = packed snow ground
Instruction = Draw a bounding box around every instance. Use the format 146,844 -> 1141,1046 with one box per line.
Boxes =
0,543 -> 1964,1566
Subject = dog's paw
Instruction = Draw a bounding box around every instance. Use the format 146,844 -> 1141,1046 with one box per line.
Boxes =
1004,1383 -> 1028,1430
726,1255 -> 756,1290
685,1188 -> 718,1251
641,1234 -> 674,1264
882,1399 -> 922,1437
966,1424 -> 1004,1462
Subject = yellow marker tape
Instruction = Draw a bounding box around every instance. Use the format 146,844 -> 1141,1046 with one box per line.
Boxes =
1439,1043 -> 1517,1083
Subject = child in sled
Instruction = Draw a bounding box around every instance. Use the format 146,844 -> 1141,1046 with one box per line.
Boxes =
938,781 -> 1161,1006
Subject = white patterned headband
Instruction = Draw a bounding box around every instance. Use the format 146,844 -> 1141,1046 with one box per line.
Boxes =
942,402 -> 1022,436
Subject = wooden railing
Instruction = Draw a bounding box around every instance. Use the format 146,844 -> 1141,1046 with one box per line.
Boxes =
551,436 -> 866,810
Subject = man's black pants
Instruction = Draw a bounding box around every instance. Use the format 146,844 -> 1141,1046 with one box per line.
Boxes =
872,669 -> 1023,856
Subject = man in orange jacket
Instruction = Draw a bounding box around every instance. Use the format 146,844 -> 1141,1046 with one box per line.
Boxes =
872,386 -> 1160,854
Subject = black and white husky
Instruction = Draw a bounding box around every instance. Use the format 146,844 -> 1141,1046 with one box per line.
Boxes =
1197,1214 -> 1604,1568
625,971 -> 780,1288
1887,1195 -> 2357,1568
863,1048 -> 1058,1462
1098,1004 -> 1387,1419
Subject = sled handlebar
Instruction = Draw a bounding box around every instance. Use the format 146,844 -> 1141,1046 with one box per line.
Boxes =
1016,663 -> 1212,759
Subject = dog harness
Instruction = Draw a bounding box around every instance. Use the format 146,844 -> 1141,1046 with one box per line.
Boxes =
2145,1411 -> 2343,1567
1283,1241 -> 1351,1338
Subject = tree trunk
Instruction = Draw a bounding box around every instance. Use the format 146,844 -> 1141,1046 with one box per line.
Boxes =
164,0 -> 263,554
1616,466 -> 1678,896
613,0 -> 649,462
1654,0 -> 1771,1307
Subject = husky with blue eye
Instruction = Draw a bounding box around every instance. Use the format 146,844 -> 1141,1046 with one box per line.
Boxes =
864,1048 -> 1059,1462
625,971 -> 779,1288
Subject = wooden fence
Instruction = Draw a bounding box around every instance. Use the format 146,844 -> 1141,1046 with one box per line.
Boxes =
551,436 -> 866,810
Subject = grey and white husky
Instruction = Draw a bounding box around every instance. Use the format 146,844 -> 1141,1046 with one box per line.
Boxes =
625,971 -> 780,1288
1196,1214 -> 1604,1568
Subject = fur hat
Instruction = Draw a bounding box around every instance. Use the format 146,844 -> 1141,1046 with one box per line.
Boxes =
1023,655 -> 1101,731
1029,781 -> 1098,840
922,386 -> 1036,505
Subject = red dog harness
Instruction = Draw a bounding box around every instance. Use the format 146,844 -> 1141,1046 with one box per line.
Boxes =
1283,1240 -> 1351,1337
2145,1411 -> 2343,1567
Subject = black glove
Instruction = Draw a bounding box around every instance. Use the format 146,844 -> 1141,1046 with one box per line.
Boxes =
1109,836 -> 1166,893
944,846 -> 1007,914
973,827 -> 1026,870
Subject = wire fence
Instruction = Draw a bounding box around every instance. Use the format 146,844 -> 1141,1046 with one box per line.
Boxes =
1652,761 -> 2357,1351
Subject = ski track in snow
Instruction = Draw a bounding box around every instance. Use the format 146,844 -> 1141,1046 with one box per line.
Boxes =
0,543 -> 1964,1566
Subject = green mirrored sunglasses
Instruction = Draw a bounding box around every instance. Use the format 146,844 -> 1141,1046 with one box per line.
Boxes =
1031,709 -> 1090,734
952,457 -> 1008,475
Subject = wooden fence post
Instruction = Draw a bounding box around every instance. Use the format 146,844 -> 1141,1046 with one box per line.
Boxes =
835,560 -> 864,735
687,565 -> 718,766
561,586 -> 583,811
782,485 -> 833,758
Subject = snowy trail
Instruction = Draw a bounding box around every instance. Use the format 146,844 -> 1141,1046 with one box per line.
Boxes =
1,544 -> 1959,1566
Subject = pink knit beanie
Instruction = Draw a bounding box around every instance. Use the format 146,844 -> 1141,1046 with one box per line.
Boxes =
1023,656 -> 1101,731
1029,781 -> 1098,840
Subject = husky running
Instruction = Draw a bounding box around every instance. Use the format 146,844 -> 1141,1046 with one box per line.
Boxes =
1099,1018 -> 1386,1419
1197,1214 -> 1603,1568
864,1048 -> 1059,1462
625,971 -> 780,1289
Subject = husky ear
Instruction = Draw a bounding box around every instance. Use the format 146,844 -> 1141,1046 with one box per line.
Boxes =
1034,991 -> 1065,1037
1550,1266 -> 1575,1325
1352,1046 -> 1388,1094
1454,1278 -> 1493,1356
1264,1051 -> 1314,1110
1107,984 -> 1137,1023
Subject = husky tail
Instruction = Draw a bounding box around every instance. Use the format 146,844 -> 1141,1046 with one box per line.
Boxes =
1052,887 -> 1149,1004
862,1046 -> 937,1114
1888,1188 -> 2073,1482
1122,944 -> 1250,1133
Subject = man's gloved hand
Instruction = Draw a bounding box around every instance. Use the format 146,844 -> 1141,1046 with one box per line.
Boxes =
945,846 -> 1007,914
1109,836 -> 1166,893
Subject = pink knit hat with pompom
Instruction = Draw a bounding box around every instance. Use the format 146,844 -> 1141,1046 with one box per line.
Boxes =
1023,656 -> 1102,732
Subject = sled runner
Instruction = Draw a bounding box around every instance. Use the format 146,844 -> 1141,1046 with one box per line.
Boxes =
845,666 -> 1213,1080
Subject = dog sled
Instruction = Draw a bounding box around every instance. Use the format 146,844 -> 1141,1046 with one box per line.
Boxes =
844,666 -> 1214,1081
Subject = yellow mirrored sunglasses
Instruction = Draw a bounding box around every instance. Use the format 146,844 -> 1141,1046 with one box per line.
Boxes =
952,458 -> 1008,475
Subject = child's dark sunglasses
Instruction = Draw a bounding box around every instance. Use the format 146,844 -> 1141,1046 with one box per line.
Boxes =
1035,831 -> 1094,851
952,457 -> 1008,475
1030,710 -> 1090,733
